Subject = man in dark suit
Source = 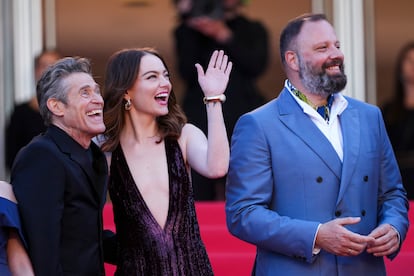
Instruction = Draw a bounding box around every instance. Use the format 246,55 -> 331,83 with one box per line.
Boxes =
11,57 -> 111,275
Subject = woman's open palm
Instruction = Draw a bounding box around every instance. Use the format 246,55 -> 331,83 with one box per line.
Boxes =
195,50 -> 232,97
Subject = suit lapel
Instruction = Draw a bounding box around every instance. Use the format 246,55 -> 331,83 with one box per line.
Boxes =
69,143 -> 105,201
47,126 -> 106,202
90,143 -> 108,206
336,102 -> 360,204
278,90 -> 342,180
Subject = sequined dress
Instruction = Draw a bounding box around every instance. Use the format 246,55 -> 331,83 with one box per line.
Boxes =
109,139 -> 213,275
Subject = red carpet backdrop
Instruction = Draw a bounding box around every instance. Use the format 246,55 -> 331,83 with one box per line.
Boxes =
103,201 -> 413,276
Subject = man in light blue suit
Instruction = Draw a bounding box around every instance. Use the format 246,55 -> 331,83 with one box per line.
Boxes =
226,13 -> 409,276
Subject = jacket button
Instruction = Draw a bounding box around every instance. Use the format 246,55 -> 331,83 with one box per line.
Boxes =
361,209 -> 366,216
363,175 -> 369,182
335,210 -> 342,217
316,176 -> 323,183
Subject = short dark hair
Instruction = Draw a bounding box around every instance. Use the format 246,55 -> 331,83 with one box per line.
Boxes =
279,13 -> 327,65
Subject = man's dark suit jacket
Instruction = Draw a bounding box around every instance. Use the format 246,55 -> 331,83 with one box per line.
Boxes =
11,125 -> 109,276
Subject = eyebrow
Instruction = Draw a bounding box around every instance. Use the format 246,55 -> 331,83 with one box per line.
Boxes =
141,70 -> 168,77
79,83 -> 100,91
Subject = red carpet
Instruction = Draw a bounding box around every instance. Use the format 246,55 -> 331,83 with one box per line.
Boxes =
103,201 -> 413,276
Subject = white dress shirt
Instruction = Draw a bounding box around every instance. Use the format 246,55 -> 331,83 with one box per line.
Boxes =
285,79 -> 348,162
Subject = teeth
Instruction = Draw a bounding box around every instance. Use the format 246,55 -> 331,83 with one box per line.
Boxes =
326,66 -> 340,71
86,110 -> 102,116
155,96 -> 168,101
155,92 -> 168,99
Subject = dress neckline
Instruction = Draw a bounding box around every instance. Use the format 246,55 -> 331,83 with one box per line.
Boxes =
117,141 -> 173,232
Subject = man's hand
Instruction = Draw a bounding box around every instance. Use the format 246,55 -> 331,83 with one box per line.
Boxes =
315,217 -> 375,256
366,224 -> 399,257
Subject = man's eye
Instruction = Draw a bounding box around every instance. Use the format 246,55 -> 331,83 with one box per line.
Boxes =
80,89 -> 91,98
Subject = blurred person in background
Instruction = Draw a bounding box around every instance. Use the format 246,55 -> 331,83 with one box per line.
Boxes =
173,0 -> 269,200
6,50 -> 61,170
382,42 -> 414,199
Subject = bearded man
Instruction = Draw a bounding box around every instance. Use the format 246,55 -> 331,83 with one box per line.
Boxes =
225,13 -> 409,276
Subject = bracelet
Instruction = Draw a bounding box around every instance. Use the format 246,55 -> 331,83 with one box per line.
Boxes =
203,94 -> 226,104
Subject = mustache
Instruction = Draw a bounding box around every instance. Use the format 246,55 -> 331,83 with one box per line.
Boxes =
322,59 -> 344,70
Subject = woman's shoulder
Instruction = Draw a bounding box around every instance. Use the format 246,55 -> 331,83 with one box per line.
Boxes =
180,123 -> 198,134
177,123 -> 205,162
0,181 -> 17,203
177,123 -> 191,146
179,123 -> 205,143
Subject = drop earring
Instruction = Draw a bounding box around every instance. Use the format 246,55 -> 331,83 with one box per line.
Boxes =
125,99 -> 131,111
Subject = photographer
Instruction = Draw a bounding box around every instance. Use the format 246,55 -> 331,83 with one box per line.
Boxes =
173,0 -> 270,200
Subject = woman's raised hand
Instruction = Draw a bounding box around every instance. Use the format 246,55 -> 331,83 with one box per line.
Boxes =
195,50 -> 232,97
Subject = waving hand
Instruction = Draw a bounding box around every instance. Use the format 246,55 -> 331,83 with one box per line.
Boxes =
195,50 -> 232,97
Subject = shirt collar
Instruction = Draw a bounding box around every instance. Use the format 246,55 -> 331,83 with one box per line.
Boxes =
284,79 -> 348,120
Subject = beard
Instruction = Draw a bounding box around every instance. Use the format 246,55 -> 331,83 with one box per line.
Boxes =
298,56 -> 347,98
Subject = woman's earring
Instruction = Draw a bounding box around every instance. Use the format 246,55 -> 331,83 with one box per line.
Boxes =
124,99 -> 132,111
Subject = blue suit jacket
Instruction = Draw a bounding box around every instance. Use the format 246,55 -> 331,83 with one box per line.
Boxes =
226,89 -> 409,276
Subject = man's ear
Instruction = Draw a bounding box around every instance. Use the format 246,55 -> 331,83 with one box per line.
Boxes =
46,98 -> 64,117
285,50 -> 299,72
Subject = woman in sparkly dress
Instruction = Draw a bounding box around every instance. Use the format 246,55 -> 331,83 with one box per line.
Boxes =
101,48 -> 232,275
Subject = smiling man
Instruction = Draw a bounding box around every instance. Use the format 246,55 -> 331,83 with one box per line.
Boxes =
225,13 -> 409,276
11,57 -> 111,275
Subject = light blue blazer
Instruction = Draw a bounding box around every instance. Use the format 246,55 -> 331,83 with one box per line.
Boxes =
226,89 -> 409,276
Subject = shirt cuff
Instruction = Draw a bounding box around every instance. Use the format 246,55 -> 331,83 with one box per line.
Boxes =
390,225 -> 401,245
312,224 -> 322,255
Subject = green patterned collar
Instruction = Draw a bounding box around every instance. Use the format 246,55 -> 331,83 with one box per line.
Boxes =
288,83 -> 334,122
